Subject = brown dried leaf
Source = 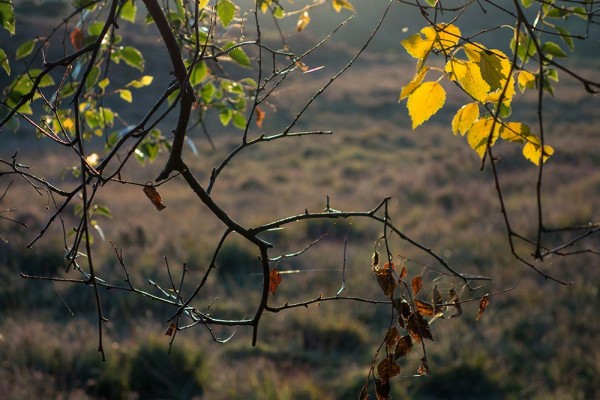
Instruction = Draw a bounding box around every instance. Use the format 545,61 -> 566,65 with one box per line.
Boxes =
384,326 -> 400,349
412,275 -> 423,295
295,60 -> 309,72
399,265 -> 408,279
407,312 -> 434,343
393,299 -> 411,324
377,356 -> 401,381
394,334 -> 413,359
375,269 -> 397,297
371,251 -> 379,268
70,27 -> 84,51
164,322 -> 176,336
269,268 -> 282,296
433,284 -> 445,314
417,357 -> 431,376
476,295 -> 490,321
255,106 -> 265,128
414,300 -> 435,316
143,185 -> 166,211
375,378 -> 391,400
448,288 -> 463,318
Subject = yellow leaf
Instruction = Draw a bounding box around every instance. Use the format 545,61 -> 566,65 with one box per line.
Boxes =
401,32 -> 435,61
407,81 -> 446,129
119,89 -> 133,103
296,11 -> 310,32
62,117 -> 75,131
517,70 -> 536,93
466,117 -> 501,158
523,137 -> 554,165
86,153 -> 100,167
452,103 -> 479,136
332,0 -> 355,13
478,49 -> 511,90
198,0 -> 209,8
463,42 -> 487,62
399,67 -> 429,101
500,122 -> 530,143
432,23 -> 461,53
445,59 -> 490,102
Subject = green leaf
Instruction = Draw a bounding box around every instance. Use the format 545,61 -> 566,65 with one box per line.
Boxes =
225,42 -> 251,67
93,204 -> 112,219
98,77 -> 110,91
190,61 -> 207,86
423,0 -> 437,6
232,111 -> 247,129
554,25 -> 574,50
219,108 -> 233,126
520,0 -> 532,7
120,46 -> 145,71
16,39 -> 35,60
119,89 -> 133,103
0,0 -> 15,35
542,41 -> 567,58
120,0 -> 137,23
217,0 -> 235,28
86,65 -> 100,90
0,48 -> 9,75
201,82 -> 215,103
547,68 -> 559,82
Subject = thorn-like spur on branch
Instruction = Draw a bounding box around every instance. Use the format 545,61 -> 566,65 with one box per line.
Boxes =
141,0 -> 195,181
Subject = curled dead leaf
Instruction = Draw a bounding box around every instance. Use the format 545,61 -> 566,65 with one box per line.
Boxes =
448,288 -> 463,318
412,275 -> 423,295
70,27 -> 84,51
384,326 -> 400,349
377,355 -> 401,381
164,322 -> 176,336
414,299 -> 435,316
394,335 -> 413,359
255,106 -> 265,128
269,268 -> 282,295
143,184 -> 166,211
407,311 -> 433,343
476,294 -> 490,321
296,11 -> 310,32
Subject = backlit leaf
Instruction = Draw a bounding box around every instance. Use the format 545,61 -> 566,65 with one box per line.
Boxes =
417,357 -> 431,375
269,268 -> 282,295
500,121 -> 530,143
517,70 -> 536,93
16,39 -> 35,60
119,89 -> 133,103
375,267 -> 397,297
394,335 -> 413,359
296,11 -> 310,32
399,67 -> 428,101
217,0 -> 235,28
452,103 -> 479,136
476,295 -> 489,321
406,81 -> 446,129
120,0 -> 137,23
412,275 -> 423,295
143,184 -> 166,211
445,59 -> 490,102
399,265 -> 408,279
542,41 -> 567,58
0,48 -> 9,75
332,0 -> 355,13
255,106 -> 265,128
432,23 -> 461,52
0,0 -> 15,35
478,49 -> 511,91
127,75 -> 154,88
407,311 -> 433,342
121,46 -> 145,71
374,378 -> 391,400
523,140 -> 554,165
415,300 -> 435,316
225,43 -> 251,67
433,284 -> 445,314
466,117 -> 501,158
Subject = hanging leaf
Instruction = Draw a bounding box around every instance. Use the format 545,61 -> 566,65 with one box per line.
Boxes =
523,140 -> 554,165
451,102 -> 479,136
255,106 -> 265,128
374,378 -> 391,400
70,28 -> 84,51
384,326 -> 400,349
296,11 -> 310,32
143,184 -> 166,211
217,0 -> 235,28
448,288 -> 463,318
269,268 -> 282,295
412,275 -> 423,295
371,251 -> 380,268
332,0 -> 355,13
433,284 -> 445,314
466,117 -> 501,158
399,265 -> 408,279
445,59 -> 490,102
16,39 -> 35,60
393,299 -> 411,324
407,312 -> 433,342
377,356 -> 401,381
417,357 -> 431,375
399,67 -> 429,101
375,269 -> 396,297
164,322 -> 176,336
0,48 -> 9,75
394,335 -> 413,359
476,295 -> 490,321
414,300 -> 435,316
359,385 -> 369,400
406,81 -> 446,129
